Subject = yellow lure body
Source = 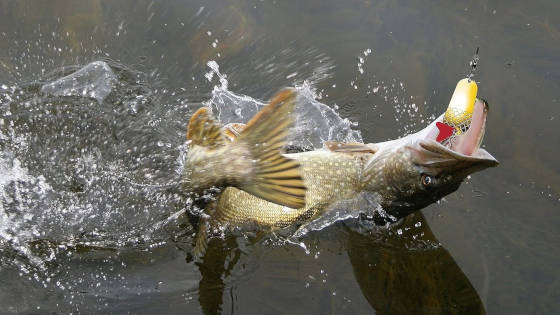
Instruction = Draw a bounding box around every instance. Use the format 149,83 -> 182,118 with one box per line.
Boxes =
444,78 -> 478,134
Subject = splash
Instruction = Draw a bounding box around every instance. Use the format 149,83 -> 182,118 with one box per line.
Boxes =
0,56 -> 414,288
205,60 -> 228,90
40,61 -> 117,103
0,152 -> 53,269
198,61 -> 379,241
347,48 -> 435,137
0,61 -> 190,276
0,57 -> 363,278
293,192 -> 385,238
204,61 -> 362,148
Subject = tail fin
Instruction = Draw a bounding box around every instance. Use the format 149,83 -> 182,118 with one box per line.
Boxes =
184,88 -> 306,209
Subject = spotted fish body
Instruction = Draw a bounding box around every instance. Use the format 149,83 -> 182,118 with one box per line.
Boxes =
214,150 -> 369,227
184,88 -> 498,257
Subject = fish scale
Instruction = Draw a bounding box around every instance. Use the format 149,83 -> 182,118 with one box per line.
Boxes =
214,150 -> 367,227
185,88 -> 498,257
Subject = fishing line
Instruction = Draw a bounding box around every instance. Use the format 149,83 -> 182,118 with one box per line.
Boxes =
467,47 -> 480,81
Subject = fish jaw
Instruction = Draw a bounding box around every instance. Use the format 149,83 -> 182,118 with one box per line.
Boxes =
363,98 -> 498,220
414,98 -> 498,173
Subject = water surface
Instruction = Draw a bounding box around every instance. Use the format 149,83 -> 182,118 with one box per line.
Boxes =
0,0 -> 559,314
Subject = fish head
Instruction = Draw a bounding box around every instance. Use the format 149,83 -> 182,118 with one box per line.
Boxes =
366,98 -> 498,220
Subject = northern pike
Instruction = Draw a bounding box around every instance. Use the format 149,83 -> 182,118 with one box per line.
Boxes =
183,84 -> 498,256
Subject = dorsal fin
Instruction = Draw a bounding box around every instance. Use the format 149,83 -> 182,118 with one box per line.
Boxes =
186,107 -> 225,149
235,88 -> 306,209
324,141 -> 377,154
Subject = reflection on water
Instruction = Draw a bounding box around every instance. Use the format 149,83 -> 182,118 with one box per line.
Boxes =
192,213 -> 485,314
0,57 -> 486,313
347,213 -> 485,314
0,0 -> 559,314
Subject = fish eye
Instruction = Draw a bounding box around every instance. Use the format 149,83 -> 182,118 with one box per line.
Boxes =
421,174 -> 433,187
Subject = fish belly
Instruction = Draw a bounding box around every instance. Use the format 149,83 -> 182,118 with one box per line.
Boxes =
213,150 -> 364,227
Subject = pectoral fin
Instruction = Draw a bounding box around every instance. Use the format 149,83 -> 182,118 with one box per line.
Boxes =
236,88 -> 307,209
184,88 -> 306,209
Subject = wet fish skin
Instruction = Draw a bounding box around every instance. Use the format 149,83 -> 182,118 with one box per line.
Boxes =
213,149 -> 370,227
184,89 -> 498,256
184,88 -> 306,210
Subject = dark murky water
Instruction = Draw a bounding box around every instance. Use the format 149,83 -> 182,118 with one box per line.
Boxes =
0,0 -> 559,314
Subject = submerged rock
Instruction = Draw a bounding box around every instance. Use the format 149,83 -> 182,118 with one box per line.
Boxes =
41,61 -> 117,103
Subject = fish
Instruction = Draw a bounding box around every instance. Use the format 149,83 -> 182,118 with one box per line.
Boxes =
183,87 -> 498,256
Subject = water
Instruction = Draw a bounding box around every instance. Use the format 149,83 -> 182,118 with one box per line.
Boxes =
1,0 -> 559,313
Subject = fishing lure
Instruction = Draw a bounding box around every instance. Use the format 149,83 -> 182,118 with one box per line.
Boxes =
436,78 -> 478,143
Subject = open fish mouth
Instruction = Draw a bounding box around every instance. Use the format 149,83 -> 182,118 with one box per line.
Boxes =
416,98 -> 498,171
448,98 -> 490,157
